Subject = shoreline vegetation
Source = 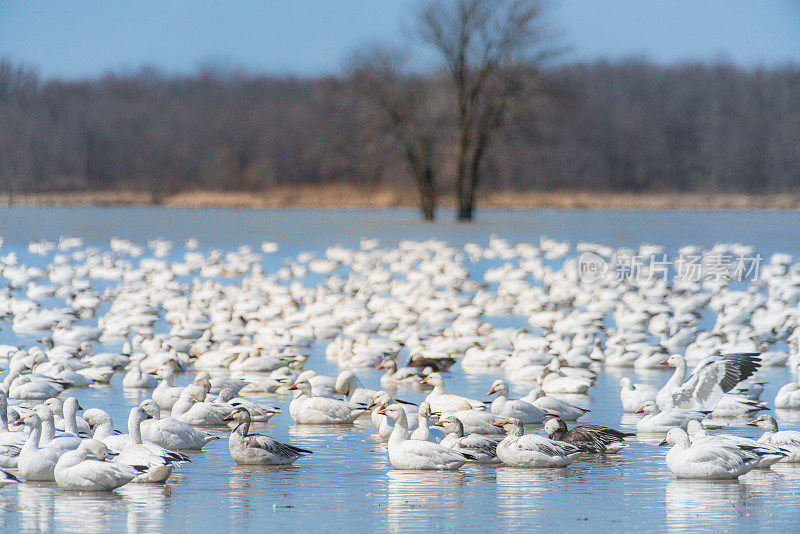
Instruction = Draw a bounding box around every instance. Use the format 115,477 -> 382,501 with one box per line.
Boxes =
4,186 -> 800,211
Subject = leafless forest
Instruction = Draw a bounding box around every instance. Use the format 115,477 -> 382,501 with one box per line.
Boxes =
1,57 -> 798,201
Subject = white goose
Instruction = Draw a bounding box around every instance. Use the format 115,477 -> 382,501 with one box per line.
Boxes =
215,388 -> 280,423
436,416 -> 500,464
122,365 -> 158,389
34,404 -> 82,455
656,353 -> 760,411
378,404 -> 470,470
224,407 -> 312,465
170,388 -> 228,426
747,414 -> 800,462
54,439 -> 142,491
82,409 -> 130,453
0,391 -> 26,468
659,427 -> 763,479
493,418 -> 582,467
686,420 -> 786,468
635,401 -> 709,433
487,379 -> 548,424
774,381 -> 800,410
408,402 -> 444,443
150,366 -> 185,411
18,412 -> 61,481
116,407 -> 187,483
619,377 -> 658,413
520,386 -> 589,421
139,399 -> 220,450
420,373 -> 486,413
288,379 -> 366,424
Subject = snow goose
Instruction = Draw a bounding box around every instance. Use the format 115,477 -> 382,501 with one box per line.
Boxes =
33,404 -> 82,455
487,379 -> 548,423
122,365 -> 158,389
150,366 -> 185,411
138,399 -> 220,450
6,372 -> 67,400
420,373 -> 486,413
659,427 -> 762,479
408,402 -> 444,443
116,407 -> 187,483
82,409 -> 130,453
367,392 -> 418,440
377,358 -> 426,387
0,391 -> 26,464
520,386 -> 588,421
334,371 -> 378,406
378,404 -> 470,470
493,418 -> 581,467
223,407 -> 312,465
619,377 -> 658,413
287,379 -> 366,424
774,381 -> 800,410
537,367 -> 591,395
435,416 -> 500,464
54,439 -> 143,491
635,401 -> 709,433
709,394 -> 767,418
656,353 -> 760,411
44,396 -> 90,435
685,420 -> 787,468
170,388 -> 228,427
194,370 -> 245,396
747,414 -> 800,462
543,417 -> 633,453
18,412 -> 61,481
216,388 -> 279,423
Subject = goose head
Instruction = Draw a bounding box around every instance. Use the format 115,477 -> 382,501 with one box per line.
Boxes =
419,372 -> 444,388
82,408 -> 111,429
81,439 -> 109,461
660,354 -> 684,367
747,413 -> 778,432
139,399 -> 161,419
377,359 -> 397,372
492,418 -> 524,437
22,411 -> 42,430
487,379 -> 509,397
634,401 -> 659,415
543,417 -> 568,439
286,379 -> 313,396
619,377 -> 633,391
659,427 -> 691,447
216,388 -> 235,403
434,415 -> 465,437
222,406 -> 252,424
376,403 -> 408,426
367,391 -> 391,410
418,401 -> 432,417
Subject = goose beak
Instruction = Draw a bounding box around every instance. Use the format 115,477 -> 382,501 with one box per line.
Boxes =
424,407 -> 431,416
746,419 -> 758,426
147,370 -> 158,375
433,421 -> 443,427
376,361 -> 385,370
658,438 -> 668,446
487,387 -> 496,396
377,405 -> 387,415
222,414 -> 234,421
634,406 -> 645,414
367,400 -> 377,409
659,359 -> 669,365
419,377 -> 428,384
286,384 -> 298,391
492,421 -> 505,428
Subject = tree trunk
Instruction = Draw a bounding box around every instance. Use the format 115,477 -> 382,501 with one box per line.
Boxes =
417,166 -> 436,221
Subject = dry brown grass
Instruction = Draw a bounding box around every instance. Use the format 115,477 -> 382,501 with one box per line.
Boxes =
3,186 -> 800,211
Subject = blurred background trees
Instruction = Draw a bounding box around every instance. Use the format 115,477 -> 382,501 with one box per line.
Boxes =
0,55 -> 798,210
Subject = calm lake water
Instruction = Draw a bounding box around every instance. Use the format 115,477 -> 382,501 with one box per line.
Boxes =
2,206 -> 800,533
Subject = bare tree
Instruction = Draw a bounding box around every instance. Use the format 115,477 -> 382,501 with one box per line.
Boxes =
348,48 -> 440,220
417,0 -> 552,220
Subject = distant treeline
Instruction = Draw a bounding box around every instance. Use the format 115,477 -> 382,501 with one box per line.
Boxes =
1,58 -> 798,197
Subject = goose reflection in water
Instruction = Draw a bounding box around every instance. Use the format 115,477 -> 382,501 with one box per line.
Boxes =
53,490 -> 122,534
17,483 -> 57,533
385,470 -> 466,532
665,479 -> 754,531
119,483 -> 172,534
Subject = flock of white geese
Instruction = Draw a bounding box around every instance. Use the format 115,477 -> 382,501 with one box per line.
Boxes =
1,234 -> 800,493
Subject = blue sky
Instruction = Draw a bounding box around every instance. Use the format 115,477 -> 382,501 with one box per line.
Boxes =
1,0 -> 799,79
